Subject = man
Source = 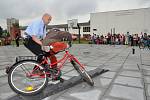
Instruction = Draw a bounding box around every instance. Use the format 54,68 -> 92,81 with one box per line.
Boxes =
24,13 -> 51,56
15,33 -> 20,47
23,13 -> 72,81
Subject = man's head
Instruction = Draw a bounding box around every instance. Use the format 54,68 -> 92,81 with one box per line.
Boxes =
42,13 -> 52,25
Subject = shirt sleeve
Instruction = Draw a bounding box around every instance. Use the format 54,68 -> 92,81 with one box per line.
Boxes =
30,23 -> 40,36
25,21 -> 40,36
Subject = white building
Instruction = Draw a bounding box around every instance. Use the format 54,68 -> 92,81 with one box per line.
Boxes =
90,7 -> 150,36
47,22 -> 90,38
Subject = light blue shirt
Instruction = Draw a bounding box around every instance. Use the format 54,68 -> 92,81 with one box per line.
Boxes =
25,19 -> 46,39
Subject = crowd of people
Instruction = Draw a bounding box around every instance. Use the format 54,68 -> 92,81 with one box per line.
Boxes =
91,32 -> 150,46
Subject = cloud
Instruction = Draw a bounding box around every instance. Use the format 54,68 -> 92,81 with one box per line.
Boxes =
0,0 -> 99,28
0,0 -> 149,29
49,0 -> 98,17
0,0 -> 51,28
97,0 -> 150,12
0,0 -> 43,19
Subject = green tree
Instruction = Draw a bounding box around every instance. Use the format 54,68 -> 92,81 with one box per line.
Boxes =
0,26 -> 3,37
3,30 -> 8,37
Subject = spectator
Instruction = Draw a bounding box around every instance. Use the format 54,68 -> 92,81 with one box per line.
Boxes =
15,33 -> 20,47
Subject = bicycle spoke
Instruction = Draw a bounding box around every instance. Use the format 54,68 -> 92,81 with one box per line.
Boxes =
9,60 -> 48,95
20,63 -> 31,74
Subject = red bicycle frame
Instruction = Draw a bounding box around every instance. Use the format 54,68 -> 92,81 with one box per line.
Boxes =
30,50 -> 85,77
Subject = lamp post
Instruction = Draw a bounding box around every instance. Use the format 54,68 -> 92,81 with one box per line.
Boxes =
77,24 -> 80,43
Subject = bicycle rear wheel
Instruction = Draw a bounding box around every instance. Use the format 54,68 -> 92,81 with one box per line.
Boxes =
139,42 -> 145,49
71,59 -> 94,86
8,60 -> 48,95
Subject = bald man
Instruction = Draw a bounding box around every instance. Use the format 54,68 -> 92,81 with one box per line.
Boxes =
24,13 -> 52,56
23,14 -> 71,81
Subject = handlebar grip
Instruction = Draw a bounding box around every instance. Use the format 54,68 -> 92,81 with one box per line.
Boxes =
49,45 -> 54,49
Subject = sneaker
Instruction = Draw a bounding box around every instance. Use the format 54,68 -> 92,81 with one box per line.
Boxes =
51,68 -> 64,82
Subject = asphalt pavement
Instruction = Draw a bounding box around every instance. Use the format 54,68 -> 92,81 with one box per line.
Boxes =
0,44 -> 150,100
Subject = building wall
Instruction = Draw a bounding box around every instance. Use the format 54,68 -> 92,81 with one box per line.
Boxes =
7,18 -> 19,34
68,25 -> 90,37
90,7 -> 150,36
7,18 -> 20,39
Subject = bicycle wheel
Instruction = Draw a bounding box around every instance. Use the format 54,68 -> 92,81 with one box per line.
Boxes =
8,60 -> 48,95
71,59 -> 94,86
139,42 -> 145,49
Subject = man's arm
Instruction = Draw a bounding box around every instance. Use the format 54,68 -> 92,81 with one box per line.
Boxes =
32,35 -> 43,46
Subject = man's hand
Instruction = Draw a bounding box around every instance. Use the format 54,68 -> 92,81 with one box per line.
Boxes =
32,35 -> 43,46
41,46 -> 53,52
42,46 -> 50,52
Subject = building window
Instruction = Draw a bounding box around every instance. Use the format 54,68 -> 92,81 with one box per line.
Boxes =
83,27 -> 90,32
93,29 -> 97,31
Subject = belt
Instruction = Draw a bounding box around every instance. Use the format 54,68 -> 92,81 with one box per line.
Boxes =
23,33 -> 32,45
24,33 -> 31,39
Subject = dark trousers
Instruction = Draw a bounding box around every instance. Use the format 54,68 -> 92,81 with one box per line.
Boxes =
23,37 -> 57,68
16,39 -> 19,47
24,37 -> 43,56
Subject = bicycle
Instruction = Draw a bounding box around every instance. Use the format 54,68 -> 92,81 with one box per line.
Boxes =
139,39 -> 150,49
7,45 -> 94,96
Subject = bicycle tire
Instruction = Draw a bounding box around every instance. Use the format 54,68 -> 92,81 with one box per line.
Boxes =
139,42 -> 145,49
71,60 -> 94,86
8,60 -> 48,95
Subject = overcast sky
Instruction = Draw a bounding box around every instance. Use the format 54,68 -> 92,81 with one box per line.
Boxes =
0,0 -> 150,29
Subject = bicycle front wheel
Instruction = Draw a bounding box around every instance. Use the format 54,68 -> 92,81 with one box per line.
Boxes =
71,59 -> 94,86
8,60 -> 48,95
